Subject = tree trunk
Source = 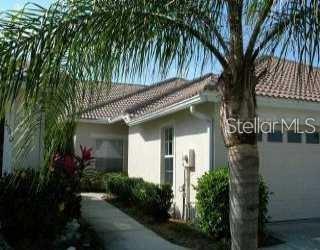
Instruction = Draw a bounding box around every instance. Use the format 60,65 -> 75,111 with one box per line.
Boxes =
219,69 -> 259,250
228,143 -> 259,250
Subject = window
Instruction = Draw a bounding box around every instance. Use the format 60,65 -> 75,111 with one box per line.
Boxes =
95,139 -> 124,171
287,131 -> 302,143
267,131 -> 283,142
163,127 -> 174,185
306,132 -> 320,144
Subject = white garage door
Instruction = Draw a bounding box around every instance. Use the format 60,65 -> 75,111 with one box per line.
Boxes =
259,131 -> 320,221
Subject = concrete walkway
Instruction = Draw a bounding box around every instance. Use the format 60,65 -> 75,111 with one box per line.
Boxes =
261,220 -> 320,250
81,193 -> 188,250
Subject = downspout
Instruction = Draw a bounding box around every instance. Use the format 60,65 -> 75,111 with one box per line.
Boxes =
189,105 -> 214,170
180,105 -> 214,220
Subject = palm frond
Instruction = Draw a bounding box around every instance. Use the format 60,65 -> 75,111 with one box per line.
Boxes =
251,0 -> 320,67
0,0 -> 320,166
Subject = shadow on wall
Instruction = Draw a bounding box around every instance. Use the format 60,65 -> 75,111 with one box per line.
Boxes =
134,111 -> 209,143
171,202 -> 197,222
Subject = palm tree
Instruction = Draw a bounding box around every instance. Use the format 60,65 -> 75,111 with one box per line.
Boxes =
0,0 -> 319,249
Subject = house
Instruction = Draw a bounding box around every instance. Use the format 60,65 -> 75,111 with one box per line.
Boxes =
2,57 -> 320,221
0,96 -> 44,174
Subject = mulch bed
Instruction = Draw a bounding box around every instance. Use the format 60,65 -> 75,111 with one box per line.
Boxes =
105,195 -> 229,250
105,194 -> 284,249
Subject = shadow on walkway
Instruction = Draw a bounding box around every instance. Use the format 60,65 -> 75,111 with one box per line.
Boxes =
81,193 -> 188,250
260,219 -> 320,250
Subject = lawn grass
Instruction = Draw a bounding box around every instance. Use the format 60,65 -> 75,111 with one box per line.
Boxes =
105,195 -> 230,250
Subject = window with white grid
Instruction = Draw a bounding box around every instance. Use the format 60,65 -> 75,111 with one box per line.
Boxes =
163,127 -> 174,185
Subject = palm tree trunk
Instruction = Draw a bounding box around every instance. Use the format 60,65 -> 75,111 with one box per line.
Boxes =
228,143 -> 259,250
219,70 -> 259,250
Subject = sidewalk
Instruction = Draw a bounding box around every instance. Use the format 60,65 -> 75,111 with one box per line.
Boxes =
81,193 -> 188,250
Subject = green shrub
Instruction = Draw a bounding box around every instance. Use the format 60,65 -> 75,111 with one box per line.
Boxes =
0,169 -> 81,246
132,182 -> 173,220
157,184 -> 174,219
106,175 -> 173,221
195,167 -> 270,239
105,174 -> 144,201
80,169 -> 109,192
105,173 -> 126,195
258,176 -> 270,236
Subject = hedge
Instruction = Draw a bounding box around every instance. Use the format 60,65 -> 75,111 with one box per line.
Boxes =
105,174 -> 173,221
0,170 -> 81,247
80,169 -> 110,192
195,167 -> 270,239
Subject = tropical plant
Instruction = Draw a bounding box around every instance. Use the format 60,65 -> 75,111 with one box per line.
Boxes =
195,168 -> 270,244
52,144 -> 94,178
106,174 -> 173,221
0,169 -> 81,248
0,1 -> 319,249
80,169 -> 108,192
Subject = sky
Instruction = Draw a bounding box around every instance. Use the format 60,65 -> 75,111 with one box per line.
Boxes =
0,0 -> 217,84
0,1 -> 303,85
0,0 -> 51,11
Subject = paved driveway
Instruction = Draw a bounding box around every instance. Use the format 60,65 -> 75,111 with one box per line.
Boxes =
261,219 -> 320,250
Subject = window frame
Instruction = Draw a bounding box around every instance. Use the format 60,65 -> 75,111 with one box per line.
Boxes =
162,127 -> 175,186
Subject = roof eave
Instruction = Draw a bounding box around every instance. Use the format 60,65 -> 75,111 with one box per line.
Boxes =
77,118 -> 111,124
126,91 -> 219,126
257,96 -> 320,111
108,114 -> 131,124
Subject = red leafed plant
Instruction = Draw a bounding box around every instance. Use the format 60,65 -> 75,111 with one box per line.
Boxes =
63,155 -> 77,176
80,145 -> 94,165
52,145 -> 94,178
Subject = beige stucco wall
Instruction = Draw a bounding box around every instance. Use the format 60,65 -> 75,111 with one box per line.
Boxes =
2,99 -> 44,174
128,103 -> 217,217
75,121 -> 129,172
212,103 -> 320,221
128,99 -> 320,221
6,90 -> 320,221
256,106 -> 320,221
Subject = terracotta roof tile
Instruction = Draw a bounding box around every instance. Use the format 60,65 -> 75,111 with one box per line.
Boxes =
80,57 -> 320,122
255,57 -> 320,102
129,74 -> 217,118
80,77 -> 188,120
80,83 -> 145,109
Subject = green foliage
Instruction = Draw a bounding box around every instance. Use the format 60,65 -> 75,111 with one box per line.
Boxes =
0,1 -> 318,248
106,175 -> 173,221
195,168 -> 270,239
105,174 -> 143,202
0,170 -> 81,247
258,176 -> 270,235
195,168 -> 230,238
0,0 -> 319,167
80,169 -> 109,192
132,182 -> 173,221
